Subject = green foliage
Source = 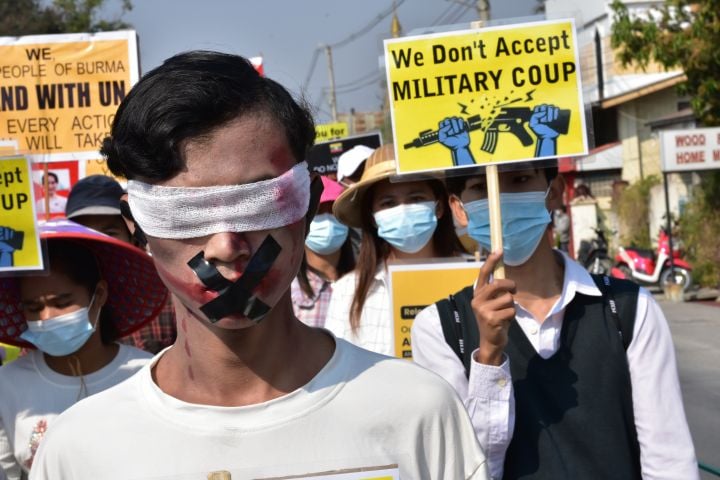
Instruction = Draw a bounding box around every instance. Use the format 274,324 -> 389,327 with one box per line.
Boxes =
613,175 -> 660,249
678,171 -> 720,287
610,0 -> 720,127
0,0 -> 132,36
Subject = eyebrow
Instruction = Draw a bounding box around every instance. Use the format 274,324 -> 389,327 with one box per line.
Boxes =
20,292 -> 73,304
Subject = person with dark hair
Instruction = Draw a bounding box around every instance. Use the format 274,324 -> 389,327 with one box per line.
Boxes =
291,176 -> 355,328
66,175 -> 177,354
29,51 -> 488,479
411,163 -> 699,479
35,172 -> 67,215
0,221 -> 167,479
325,144 -> 467,355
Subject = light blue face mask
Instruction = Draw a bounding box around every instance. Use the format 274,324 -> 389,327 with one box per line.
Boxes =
20,296 -> 98,357
305,213 -> 349,255
464,190 -> 551,266
373,201 -> 438,254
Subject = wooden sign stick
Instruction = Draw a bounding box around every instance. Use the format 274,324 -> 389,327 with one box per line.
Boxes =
486,164 -> 505,279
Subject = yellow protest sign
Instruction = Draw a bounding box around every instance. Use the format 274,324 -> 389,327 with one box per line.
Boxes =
388,262 -> 481,359
384,19 -> 588,174
0,31 -> 139,162
315,122 -> 348,143
0,156 -> 43,272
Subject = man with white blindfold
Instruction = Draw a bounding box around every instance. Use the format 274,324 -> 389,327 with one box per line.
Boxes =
30,51 -> 488,479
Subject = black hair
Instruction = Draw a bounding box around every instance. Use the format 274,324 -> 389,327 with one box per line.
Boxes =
41,172 -> 59,184
102,51 -> 316,181
47,240 -> 118,344
445,162 -> 559,197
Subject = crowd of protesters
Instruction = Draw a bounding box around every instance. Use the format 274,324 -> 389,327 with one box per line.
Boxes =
0,51 -> 699,480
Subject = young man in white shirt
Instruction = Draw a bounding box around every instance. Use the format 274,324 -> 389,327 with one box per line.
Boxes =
29,51 -> 488,480
411,163 -> 699,479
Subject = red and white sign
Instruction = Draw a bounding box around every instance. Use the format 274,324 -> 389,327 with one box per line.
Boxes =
660,127 -> 720,172
249,56 -> 264,76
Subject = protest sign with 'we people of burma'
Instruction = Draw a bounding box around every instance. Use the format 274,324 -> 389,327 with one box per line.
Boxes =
384,19 -> 589,174
0,31 -> 139,163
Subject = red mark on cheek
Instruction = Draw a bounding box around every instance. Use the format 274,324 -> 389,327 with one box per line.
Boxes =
180,317 -> 188,333
154,261 -> 219,305
187,366 -> 195,381
255,268 -> 284,298
184,339 -> 192,358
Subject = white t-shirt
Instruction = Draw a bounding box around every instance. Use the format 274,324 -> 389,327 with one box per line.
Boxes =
30,338 -> 488,480
0,345 -> 151,480
325,268 -> 394,355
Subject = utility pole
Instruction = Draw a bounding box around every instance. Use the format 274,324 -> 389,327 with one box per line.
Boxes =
476,0 -> 490,22
324,45 -> 338,122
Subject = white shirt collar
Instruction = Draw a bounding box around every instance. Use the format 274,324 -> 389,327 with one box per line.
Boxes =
549,249 -> 602,317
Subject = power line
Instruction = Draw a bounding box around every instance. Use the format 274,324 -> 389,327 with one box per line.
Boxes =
302,0 -> 405,90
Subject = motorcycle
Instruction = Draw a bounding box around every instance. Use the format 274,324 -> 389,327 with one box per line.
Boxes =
576,227 -> 613,275
612,227 -> 692,291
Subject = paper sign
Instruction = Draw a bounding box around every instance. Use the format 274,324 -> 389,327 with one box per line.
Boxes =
257,465 -> 399,479
660,127 -> 720,172
0,31 -> 139,163
31,160 -> 81,219
0,156 -> 43,272
388,262 -> 481,359
384,19 -> 588,174
307,132 -> 382,175
315,122 -> 349,143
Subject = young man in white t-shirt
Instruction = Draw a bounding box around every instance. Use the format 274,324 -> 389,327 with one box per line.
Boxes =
30,51 -> 488,480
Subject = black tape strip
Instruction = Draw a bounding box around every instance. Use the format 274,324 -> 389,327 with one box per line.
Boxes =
187,252 -> 233,292
193,235 -> 282,323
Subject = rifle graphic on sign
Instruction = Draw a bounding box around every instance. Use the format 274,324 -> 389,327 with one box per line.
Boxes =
404,106 -> 570,157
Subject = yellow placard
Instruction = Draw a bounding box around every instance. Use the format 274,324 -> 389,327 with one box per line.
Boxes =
388,262 -> 481,359
315,122 -> 348,143
0,342 -> 21,364
384,19 -> 588,174
0,31 -> 139,162
0,156 -> 43,271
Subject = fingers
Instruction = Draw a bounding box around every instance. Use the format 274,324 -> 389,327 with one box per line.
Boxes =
475,250 -> 503,290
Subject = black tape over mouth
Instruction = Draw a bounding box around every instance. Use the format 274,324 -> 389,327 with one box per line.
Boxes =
187,235 -> 282,323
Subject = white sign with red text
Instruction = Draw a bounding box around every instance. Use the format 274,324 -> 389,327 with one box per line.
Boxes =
660,127 -> 720,172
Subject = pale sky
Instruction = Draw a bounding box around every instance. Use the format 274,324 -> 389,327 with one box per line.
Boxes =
118,0 -> 539,122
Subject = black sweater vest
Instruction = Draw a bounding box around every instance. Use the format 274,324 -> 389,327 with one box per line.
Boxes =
437,276 -> 642,479
503,283 -> 642,480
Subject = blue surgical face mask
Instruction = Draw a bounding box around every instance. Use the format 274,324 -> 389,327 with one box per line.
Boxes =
373,201 -> 438,254
20,296 -> 99,357
305,213 -> 349,255
464,190 -> 551,266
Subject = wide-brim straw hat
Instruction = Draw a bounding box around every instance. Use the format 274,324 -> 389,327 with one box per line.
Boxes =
333,144 -> 399,229
0,220 -> 168,348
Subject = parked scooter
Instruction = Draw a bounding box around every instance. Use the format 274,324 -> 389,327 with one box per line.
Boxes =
576,227 -> 613,275
612,227 -> 692,291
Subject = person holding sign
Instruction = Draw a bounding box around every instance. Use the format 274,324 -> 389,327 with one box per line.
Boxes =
411,164 -> 699,479
29,52 -> 488,479
326,144 -> 466,355
291,176 -> 355,328
0,221 -> 165,479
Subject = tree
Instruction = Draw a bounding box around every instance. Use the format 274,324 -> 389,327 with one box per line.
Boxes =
611,0 -> 720,287
0,0 -> 132,36
610,0 -> 720,126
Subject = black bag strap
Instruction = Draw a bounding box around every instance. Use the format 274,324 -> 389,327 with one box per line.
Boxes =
591,274 -> 639,351
437,286 -> 477,378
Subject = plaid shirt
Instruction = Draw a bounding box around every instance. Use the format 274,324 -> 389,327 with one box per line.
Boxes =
121,297 -> 177,354
291,270 -> 333,328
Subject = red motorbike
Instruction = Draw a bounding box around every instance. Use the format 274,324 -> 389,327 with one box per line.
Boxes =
612,228 -> 692,291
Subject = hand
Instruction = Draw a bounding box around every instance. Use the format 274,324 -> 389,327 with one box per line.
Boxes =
438,116 -> 471,150
472,251 -> 517,366
529,104 -> 560,140
0,226 -> 19,253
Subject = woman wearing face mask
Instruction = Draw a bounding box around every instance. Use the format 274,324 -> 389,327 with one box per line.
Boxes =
0,221 -> 167,479
291,176 -> 355,328
324,144 -> 466,355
